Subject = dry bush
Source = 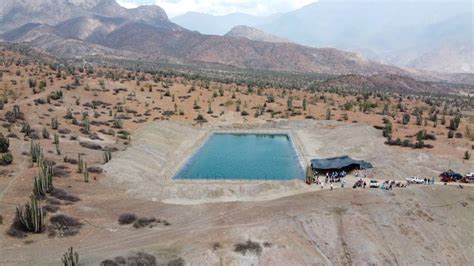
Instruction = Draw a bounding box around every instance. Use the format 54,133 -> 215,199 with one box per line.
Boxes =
234,240 -> 262,256
87,166 -> 103,174
79,141 -> 102,150
58,128 -> 71,134
48,214 -> 82,237
133,217 -> 158,228
63,156 -> 78,165
53,165 -> 70,177
167,257 -> 185,266
118,213 -> 137,225
50,188 -> 80,202
126,252 -> 156,266
100,256 -> 126,266
43,204 -> 60,213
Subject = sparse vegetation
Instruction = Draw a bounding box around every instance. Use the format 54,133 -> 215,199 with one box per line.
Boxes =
234,240 -> 262,255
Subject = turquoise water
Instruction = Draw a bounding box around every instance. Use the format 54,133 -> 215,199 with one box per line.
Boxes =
174,133 -> 304,180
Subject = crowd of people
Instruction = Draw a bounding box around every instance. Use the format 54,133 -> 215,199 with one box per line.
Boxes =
308,168 -> 445,192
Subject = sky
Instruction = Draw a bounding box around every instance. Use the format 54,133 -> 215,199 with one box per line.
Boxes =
116,0 -> 318,18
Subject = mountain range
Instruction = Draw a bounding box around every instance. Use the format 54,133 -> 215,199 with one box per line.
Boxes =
0,0 -> 415,77
173,1 -> 473,73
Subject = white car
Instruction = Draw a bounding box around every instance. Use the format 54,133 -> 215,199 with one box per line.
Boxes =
406,176 -> 424,184
369,180 -> 379,188
465,173 -> 474,178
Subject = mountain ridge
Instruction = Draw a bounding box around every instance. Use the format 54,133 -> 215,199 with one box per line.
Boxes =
225,25 -> 290,43
0,0 -> 466,81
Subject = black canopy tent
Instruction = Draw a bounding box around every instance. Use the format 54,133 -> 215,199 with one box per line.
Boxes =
311,156 -> 372,173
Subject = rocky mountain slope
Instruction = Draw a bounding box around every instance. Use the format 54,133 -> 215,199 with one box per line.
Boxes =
0,0 -> 411,76
225,25 -> 290,43
0,0 -> 178,33
173,1 -> 473,73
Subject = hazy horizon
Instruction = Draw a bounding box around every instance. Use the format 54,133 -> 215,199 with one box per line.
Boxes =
116,0 -> 472,18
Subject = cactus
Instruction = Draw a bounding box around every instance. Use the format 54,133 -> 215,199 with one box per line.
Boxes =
30,141 -> 43,164
64,108 -> 73,119
83,162 -> 89,183
61,247 -> 79,266
77,154 -> 83,173
21,121 -> 32,136
42,127 -> 50,139
15,197 -> 45,233
55,142 -> 61,155
13,105 -> 21,117
51,117 -> 59,130
112,118 -> 123,129
33,161 -> 54,197
53,133 -> 59,145
82,117 -> 90,134
103,150 -> 112,164
325,108 -> 331,120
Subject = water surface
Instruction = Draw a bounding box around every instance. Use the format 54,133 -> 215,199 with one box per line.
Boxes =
174,133 -> 304,180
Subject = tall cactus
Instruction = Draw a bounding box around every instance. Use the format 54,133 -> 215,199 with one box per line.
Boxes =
77,154 -> 83,173
15,197 -> 45,233
55,142 -> 61,155
30,141 -> 43,164
61,247 -> 79,266
82,117 -> 90,134
53,133 -> 59,145
51,117 -> 59,130
83,162 -> 89,183
33,161 -> 54,197
21,121 -> 32,136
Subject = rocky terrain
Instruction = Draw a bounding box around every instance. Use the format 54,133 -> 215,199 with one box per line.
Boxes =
0,26 -> 472,266
0,0 -> 418,77
174,1 -> 473,74
225,25 -> 290,44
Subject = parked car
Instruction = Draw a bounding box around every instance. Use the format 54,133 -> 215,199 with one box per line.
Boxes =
406,176 -> 424,184
439,170 -> 463,182
369,180 -> 379,188
460,173 -> 474,183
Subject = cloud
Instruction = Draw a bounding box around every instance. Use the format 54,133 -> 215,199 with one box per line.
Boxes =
117,0 -> 317,17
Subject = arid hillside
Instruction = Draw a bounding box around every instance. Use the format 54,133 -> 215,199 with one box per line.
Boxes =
0,44 -> 472,265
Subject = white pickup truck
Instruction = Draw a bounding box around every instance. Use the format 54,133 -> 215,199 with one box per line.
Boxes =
406,176 -> 425,184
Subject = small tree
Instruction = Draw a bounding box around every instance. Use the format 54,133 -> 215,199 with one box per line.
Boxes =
465,150 -> 471,160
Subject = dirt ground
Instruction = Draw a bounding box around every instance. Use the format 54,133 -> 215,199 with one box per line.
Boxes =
103,120 -> 473,203
0,48 -> 473,265
1,183 -> 473,265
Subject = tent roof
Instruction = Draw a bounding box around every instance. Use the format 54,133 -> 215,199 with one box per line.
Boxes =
311,156 -> 373,170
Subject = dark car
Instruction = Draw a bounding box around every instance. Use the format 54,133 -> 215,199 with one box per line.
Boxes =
439,170 -> 463,182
